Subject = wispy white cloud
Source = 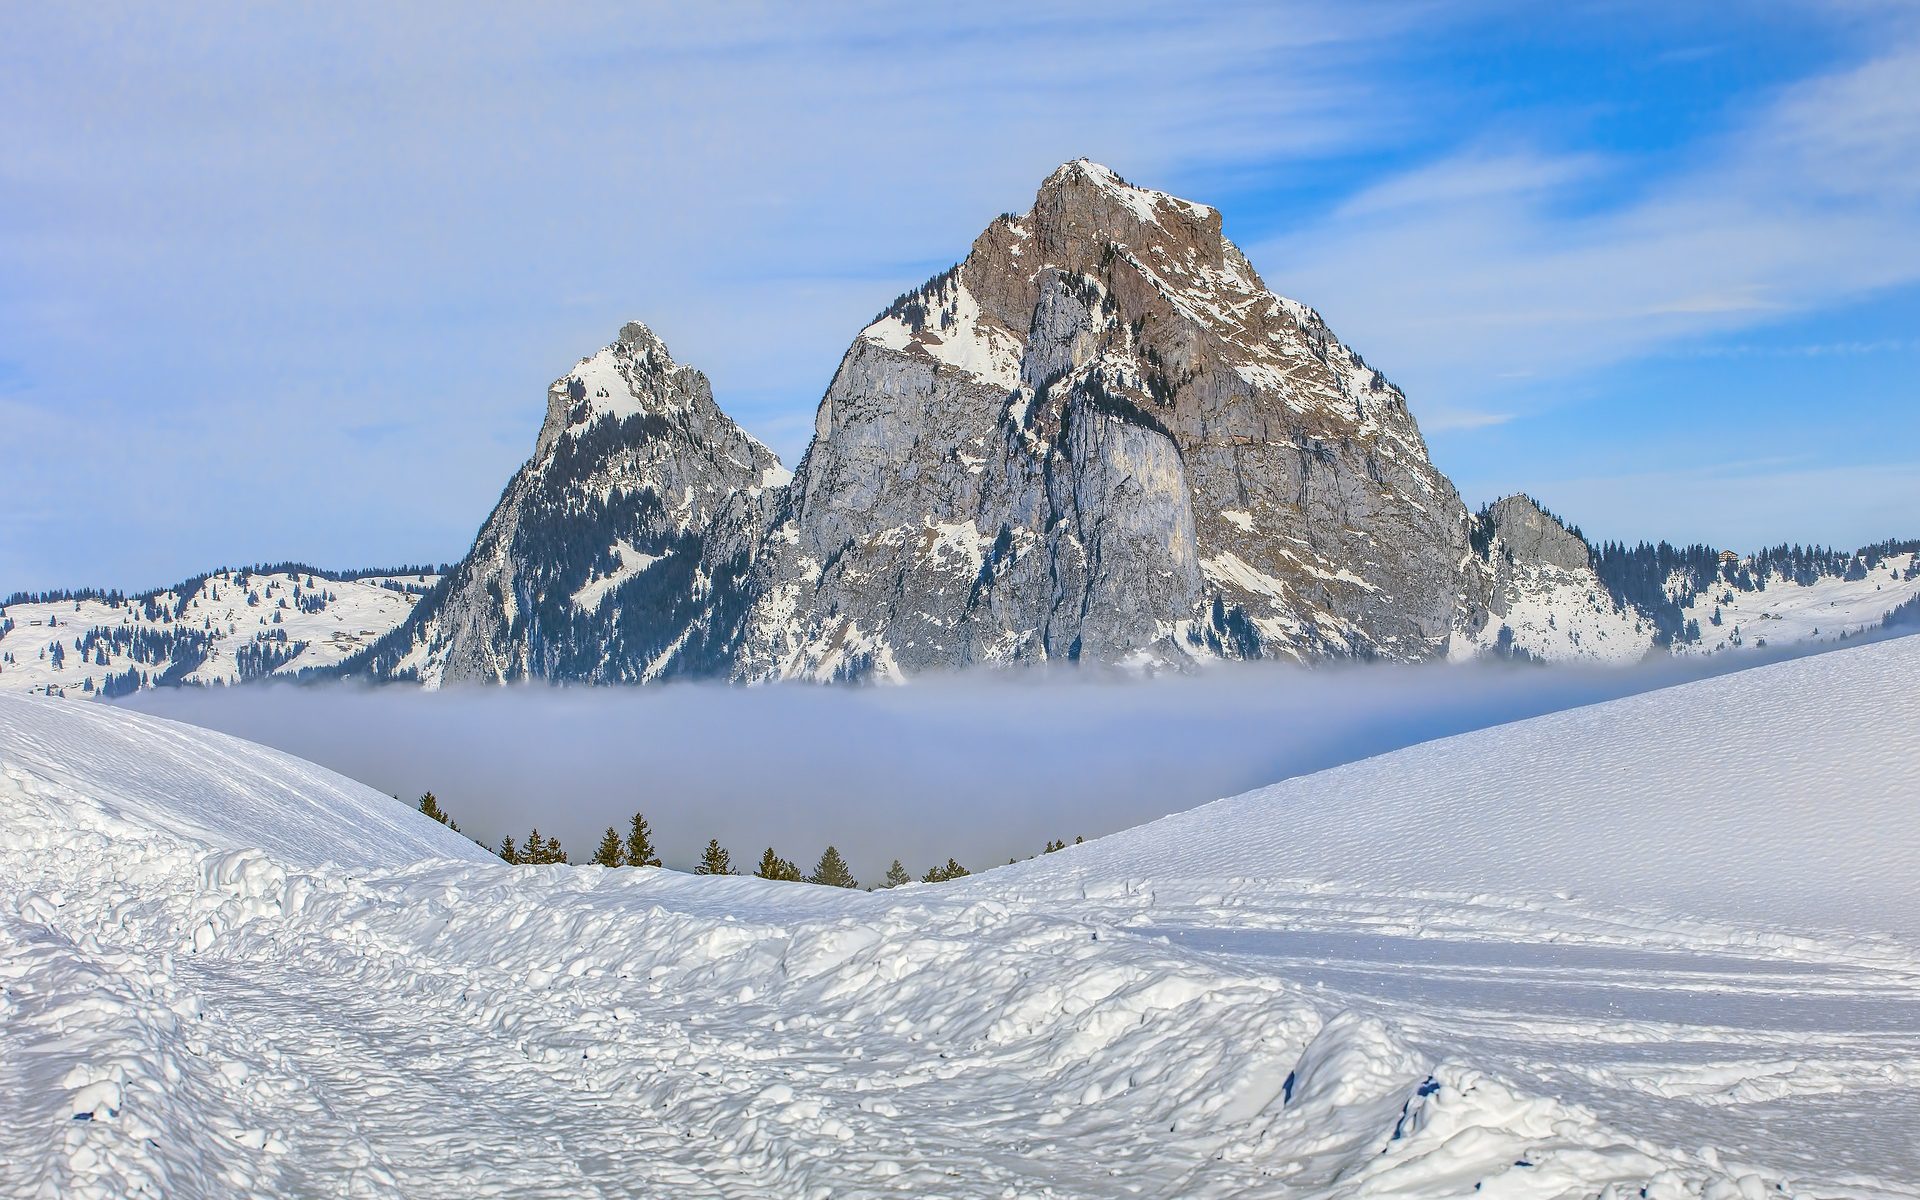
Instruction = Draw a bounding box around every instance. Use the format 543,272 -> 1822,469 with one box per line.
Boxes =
0,1 -> 1439,587
1252,34 -> 1920,420
1419,407 -> 1516,432
1672,338 -> 1918,359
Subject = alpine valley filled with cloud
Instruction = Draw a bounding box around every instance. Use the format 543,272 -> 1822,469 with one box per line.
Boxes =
3,5 -> 1918,1199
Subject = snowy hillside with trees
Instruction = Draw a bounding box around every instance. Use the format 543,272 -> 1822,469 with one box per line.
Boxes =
12,166 -> 1920,692
1453,495 -> 1920,665
0,566 -> 441,699
4,636 -> 1918,1196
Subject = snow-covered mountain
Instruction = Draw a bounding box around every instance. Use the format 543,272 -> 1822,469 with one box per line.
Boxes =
6,634 -> 1917,1195
736,160 -> 1467,678
13,162 -> 1919,692
352,160 -> 1478,685
345,321 -> 786,685
0,566 -> 439,698
345,160 -> 1919,686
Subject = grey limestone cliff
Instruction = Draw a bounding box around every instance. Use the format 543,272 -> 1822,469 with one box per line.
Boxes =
360,163 -> 1674,687
733,160 -> 1471,680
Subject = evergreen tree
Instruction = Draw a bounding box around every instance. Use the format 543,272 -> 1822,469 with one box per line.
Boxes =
520,827 -> 567,865
922,858 -> 970,883
625,811 -> 662,868
755,847 -> 802,881
592,826 -> 625,867
808,845 -> 858,889
696,839 -> 735,876
882,859 -> 911,888
417,792 -> 461,832
499,834 -> 518,864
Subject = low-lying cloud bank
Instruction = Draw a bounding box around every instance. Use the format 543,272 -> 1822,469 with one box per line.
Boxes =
119,648 -> 1840,883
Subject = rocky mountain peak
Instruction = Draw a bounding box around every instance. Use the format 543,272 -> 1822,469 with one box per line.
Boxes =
356,162 -> 1641,689
1482,494 -> 1592,574
357,321 -> 780,686
1023,159 -> 1223,269
616,318 -> 669,355
735,162 -> 1474,679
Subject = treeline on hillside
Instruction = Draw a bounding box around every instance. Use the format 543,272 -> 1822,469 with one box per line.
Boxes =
412,793 -> 1084,889
1882,592 -> 1920,631
36,626 -> 215,692
1,587 -> 128,608
2,562 -> 449,614
1589,537 -> 1920,646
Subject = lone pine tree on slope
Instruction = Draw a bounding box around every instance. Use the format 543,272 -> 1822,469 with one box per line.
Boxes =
696,839 -> 735,876
808,845 -> 858,889
626,812 -> 662,868
416,792 -> 461,833
882,859 -> 912,888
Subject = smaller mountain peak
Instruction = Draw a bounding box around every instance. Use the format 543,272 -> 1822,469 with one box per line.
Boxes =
610,319 -> 684,377
1482,494 -> 1591,572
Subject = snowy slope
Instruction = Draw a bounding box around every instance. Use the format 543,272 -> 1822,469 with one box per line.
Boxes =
1678,553 -> 1920,656
1454,559 -> 1658,663
0,693 -> 490,868
966,635 -> 1920,1186
5,643 -> 1920,1196
983,633 -> 1920,940
0,568 -> 439,698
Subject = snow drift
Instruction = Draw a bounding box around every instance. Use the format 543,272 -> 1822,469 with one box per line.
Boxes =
3,639 -> 1918,1197
984,633 -> 1920,941
0,693 -> 492,869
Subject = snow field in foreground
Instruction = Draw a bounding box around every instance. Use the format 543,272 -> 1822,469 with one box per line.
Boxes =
982,633 -> 1920,941
3,640 -> 1919,1197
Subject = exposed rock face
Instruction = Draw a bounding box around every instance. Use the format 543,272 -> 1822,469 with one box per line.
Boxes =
358,162 -> 1728,688
734,161 -> 1469,679
1483,495 -> 1592,575
357,321 -> 786,684
1454,494 -> 1656,664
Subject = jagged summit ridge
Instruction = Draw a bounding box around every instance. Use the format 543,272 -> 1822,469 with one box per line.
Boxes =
355,320 -> 783,685
327,160 -> 1920,690
735,159 -> 1466,679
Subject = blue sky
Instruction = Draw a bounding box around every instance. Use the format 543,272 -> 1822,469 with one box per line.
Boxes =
3,2 -> 1917,590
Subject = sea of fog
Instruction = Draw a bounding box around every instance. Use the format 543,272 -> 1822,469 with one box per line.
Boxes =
119,647 -> 1835,884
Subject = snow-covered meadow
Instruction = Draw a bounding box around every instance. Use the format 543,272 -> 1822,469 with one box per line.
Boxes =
3,638 -> 1918,1197
0,569 -> 438,699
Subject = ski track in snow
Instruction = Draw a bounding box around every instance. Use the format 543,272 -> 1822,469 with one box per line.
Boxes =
4,642 -> 1920,1198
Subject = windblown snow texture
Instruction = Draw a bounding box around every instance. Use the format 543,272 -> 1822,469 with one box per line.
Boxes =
5,638 -> 1919,1195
